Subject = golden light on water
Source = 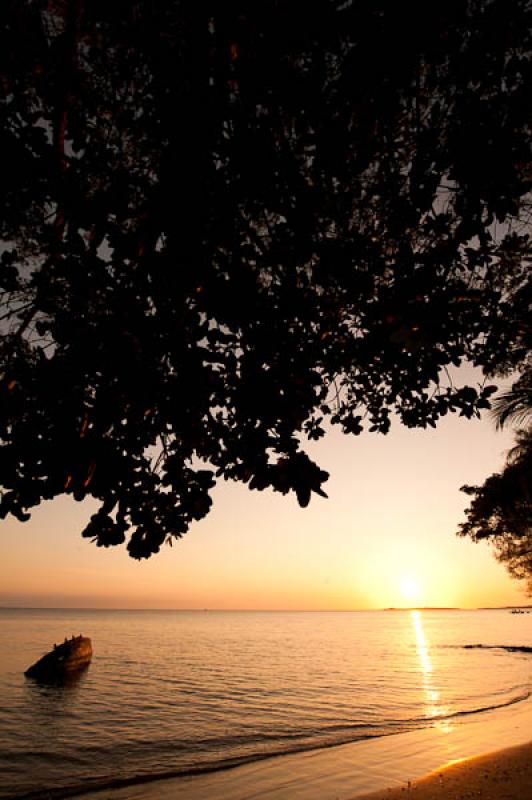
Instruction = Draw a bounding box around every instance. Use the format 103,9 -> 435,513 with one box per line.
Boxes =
411,611 -> 453,733
411,610 -> 433,674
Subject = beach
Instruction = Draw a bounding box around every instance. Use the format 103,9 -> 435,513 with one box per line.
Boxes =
355,741 -> 532,800
3,3 -> 531,797
78,688 -> 532,799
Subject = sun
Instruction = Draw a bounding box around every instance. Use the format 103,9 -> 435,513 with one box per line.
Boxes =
399,577 -> 421,604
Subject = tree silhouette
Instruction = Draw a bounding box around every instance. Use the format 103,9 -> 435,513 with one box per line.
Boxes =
1,1 -> 531,557
459,427 -> 532,594
459,370 -> 532,592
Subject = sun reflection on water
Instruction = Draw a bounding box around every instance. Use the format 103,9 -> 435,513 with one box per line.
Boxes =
410,610 -> 453,733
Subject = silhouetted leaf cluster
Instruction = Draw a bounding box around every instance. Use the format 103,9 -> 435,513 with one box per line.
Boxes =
459,424 -> 532,593
0,1 -> 531,556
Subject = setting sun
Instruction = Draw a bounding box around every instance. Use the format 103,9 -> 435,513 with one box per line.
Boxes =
400,577 -> 421,604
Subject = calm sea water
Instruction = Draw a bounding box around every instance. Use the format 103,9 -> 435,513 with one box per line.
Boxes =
0,609 -> 530,799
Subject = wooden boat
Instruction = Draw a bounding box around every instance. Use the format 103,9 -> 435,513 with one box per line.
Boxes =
25,635 -> 93,680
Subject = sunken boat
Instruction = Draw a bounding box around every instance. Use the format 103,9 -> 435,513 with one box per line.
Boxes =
25,635 -> 93,680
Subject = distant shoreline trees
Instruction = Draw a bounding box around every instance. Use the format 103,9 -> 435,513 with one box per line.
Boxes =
1,1 -> 530,558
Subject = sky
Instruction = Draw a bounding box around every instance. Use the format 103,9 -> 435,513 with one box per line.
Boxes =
1,370 -> 528,610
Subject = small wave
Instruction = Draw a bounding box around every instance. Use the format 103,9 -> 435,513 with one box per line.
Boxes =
10,690 -> 531,800
437,689 -> 531,719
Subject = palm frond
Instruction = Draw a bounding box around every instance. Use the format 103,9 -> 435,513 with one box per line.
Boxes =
490,369 -> 532,430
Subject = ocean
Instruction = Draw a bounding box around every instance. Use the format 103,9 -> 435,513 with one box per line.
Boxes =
0,608 -> 530,799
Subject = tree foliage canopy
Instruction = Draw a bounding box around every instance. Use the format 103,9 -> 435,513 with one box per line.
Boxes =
1,0 -> 531,557
459,371 -> 532,592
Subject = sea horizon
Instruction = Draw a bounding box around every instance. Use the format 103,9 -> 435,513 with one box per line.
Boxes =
1,604 -> 530,612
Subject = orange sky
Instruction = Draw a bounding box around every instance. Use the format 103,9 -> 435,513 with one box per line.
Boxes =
1,367 -> 527,610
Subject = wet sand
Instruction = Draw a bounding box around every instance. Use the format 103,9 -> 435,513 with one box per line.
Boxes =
354,741 -> 532,800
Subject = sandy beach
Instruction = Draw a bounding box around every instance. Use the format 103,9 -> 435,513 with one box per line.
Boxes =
355,741 -> 532,800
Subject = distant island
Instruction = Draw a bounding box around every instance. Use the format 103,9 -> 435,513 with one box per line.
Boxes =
384,607 -> 461,612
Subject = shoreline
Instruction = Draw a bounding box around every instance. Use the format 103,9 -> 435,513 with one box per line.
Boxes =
78,693 -> 532,800
353,741 -> 532,800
